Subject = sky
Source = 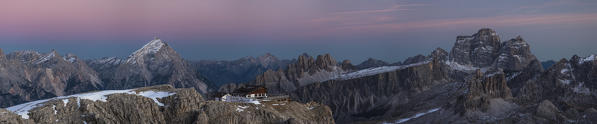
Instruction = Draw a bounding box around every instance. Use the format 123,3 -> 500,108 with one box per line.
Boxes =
1,0 -> 596,63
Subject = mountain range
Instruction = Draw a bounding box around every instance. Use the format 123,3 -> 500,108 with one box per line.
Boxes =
1,28 -> 596,124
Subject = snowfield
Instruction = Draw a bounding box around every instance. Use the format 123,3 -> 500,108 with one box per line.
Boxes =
384,108 -> 441,124
5,89 -> 175,119
331,61 -> 430,81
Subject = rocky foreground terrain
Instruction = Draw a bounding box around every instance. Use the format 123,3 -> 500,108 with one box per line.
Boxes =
0,85 -> 334,124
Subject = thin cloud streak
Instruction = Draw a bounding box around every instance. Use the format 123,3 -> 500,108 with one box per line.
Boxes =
332,4 -> 426,15
319,13 -> 597,34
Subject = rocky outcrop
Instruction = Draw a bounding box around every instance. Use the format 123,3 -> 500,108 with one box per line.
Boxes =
254,53 -> 345,94
88,38 -> 209,94
536,100 -> 560,120
2,85 -> 335,124
0,50 -> 103,108
519,54 -> 597,109
457,70 -> 513,114
494,36 -> 543,72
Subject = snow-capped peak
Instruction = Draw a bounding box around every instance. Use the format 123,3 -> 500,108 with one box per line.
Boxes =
126,38 -> 167,64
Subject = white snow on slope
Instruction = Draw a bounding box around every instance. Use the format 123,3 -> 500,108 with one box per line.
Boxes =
579,54 -> 595,64
126,39 -> 166,64
236,106 -> 249,112
384,108 -> 441,124
5,89 -> 175,119
62,99 -> 69,107
137,91 -> 176,106
331,61 -> 430,81
445,61 -> 476,71
35,51 -> 56,64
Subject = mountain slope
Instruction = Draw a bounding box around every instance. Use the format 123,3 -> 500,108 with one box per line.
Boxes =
193,53 -> 291,87
0,49 -> 103,108
88,38 -> 209,94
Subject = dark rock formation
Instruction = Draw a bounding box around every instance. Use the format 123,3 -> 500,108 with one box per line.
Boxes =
541,60 -> 556,70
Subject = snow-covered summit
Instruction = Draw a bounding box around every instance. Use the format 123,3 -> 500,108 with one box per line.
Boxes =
126,38 -> 167,64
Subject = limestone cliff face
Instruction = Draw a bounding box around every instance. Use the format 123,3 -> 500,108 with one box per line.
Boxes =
457,70 -> 513,114
519,55 -> 597,109
291,56 -> 451,122
450,28 -> 501,67
254,53 -> 345,94
1,85 -> 335,124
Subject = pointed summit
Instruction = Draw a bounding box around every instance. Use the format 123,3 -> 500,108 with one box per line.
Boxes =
126,38 -> 169,64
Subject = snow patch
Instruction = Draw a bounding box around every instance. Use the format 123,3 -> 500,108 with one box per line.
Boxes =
248,100 -> 261,105
560,69 -> 569,74
559,79 -> 572,85
137,91 -> 176,106
5,89 -> 176,119
332,61 -> 429,80
445,61 -> 482,71
579,54 -> 595,64
507,72 -> 521,81
63,56 -> 76,63
126,39 -> 166,64
384,108 -> 441,124
52,105 -> 57,114
62,99 -> 69,107
236,106 -> 249,112
35,52 -> 56,64
573,82 -> 591,94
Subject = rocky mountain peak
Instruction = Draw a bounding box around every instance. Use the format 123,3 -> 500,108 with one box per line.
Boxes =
430,47 -> 448,61
450,28 -> 501,67
125,38 -> 169,64
494,36 -> 541,72
315,54 -> 337,70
